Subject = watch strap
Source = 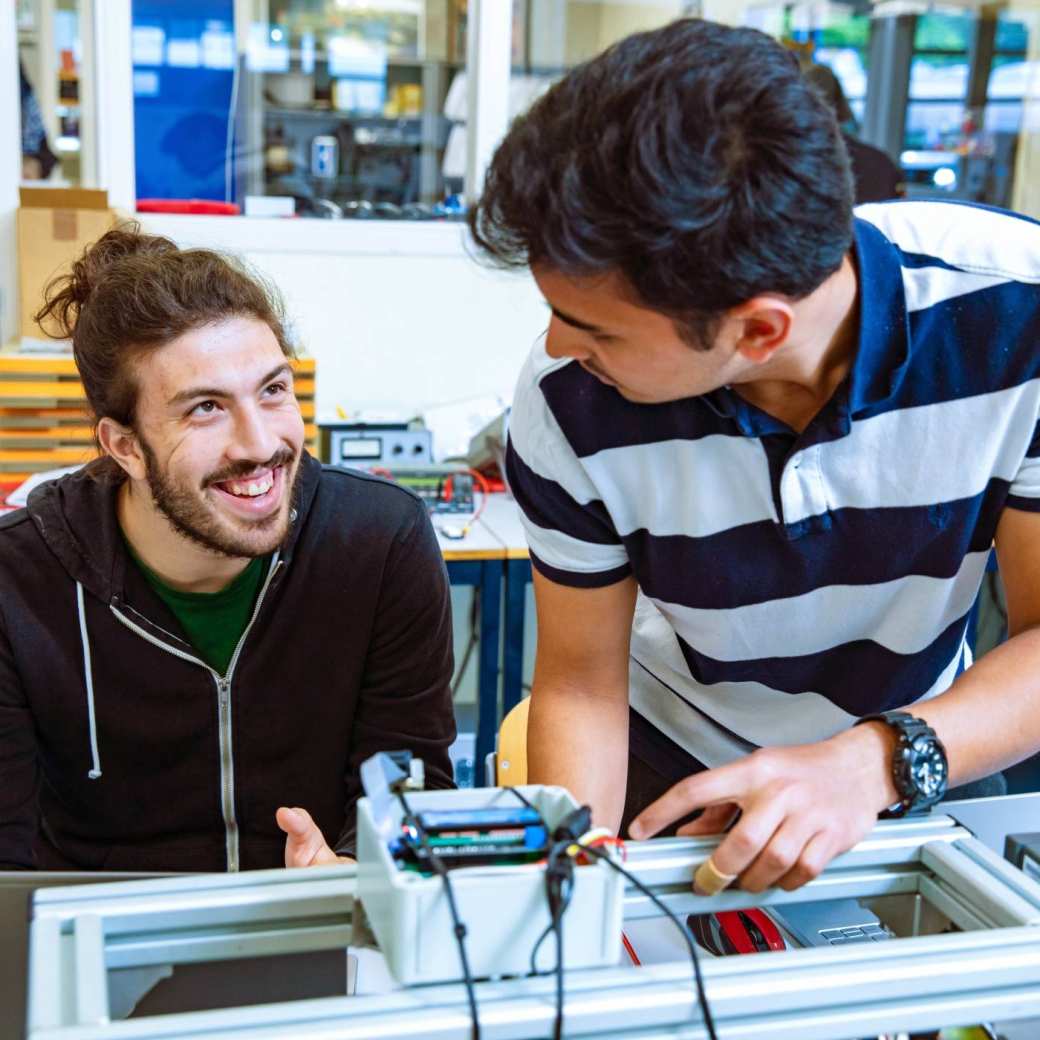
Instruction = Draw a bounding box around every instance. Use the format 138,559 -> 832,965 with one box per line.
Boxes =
855,711 -> 946,817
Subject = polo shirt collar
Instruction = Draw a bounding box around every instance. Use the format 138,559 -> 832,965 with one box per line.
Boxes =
847,216 -> 912,417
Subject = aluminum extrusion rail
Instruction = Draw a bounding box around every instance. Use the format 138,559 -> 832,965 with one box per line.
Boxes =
25,816 -> 1040,1039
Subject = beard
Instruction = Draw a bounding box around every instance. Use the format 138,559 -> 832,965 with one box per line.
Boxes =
140,437 -> 302,559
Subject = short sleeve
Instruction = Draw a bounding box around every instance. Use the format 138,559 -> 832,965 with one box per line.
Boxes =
1008,415 -> 1040,513
506,352 -> 631,588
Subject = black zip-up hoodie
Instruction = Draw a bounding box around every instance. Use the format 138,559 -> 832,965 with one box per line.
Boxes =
0,453 -> 455,871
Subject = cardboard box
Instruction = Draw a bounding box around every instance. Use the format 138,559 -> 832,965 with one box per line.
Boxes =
18,187 -> 116,346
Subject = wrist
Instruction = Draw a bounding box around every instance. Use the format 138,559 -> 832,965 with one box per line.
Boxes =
833,721 -> 901,814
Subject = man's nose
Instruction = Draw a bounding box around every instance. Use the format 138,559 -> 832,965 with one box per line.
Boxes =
227,405 -> 281,463
545,318 -> 592,361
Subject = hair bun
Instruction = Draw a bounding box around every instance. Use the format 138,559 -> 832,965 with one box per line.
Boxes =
34,220 -> 177,339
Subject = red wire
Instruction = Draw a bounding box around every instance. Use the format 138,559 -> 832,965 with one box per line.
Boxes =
584,836 -> 627,861
464,467 -> 490,526
621,932 -> 641,966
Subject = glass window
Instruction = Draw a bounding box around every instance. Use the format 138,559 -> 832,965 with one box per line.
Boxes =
17,0 -> 93,185
903,8 -> 973,160
772,5 -> 871,129
988,52 -> 1034,99
994,12 -> 1029,53
131,0 -> 472,220
903,9 -> 1035,208
913,10 -> 973,51
909,53 -> 969,100
903,100 -> 966,151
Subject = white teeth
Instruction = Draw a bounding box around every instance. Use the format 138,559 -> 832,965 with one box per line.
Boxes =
225,474 -> 274,497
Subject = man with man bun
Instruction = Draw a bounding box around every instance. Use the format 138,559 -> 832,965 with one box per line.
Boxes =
0,224 -> 456,872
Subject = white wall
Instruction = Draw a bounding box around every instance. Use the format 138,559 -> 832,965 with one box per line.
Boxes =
136,216 -> 547,418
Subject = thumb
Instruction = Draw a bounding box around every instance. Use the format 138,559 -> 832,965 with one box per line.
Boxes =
276,805 -> 312,839
276,806 -> 338,867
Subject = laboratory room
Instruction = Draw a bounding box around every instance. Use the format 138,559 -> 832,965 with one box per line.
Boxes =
4,0 -> 1040,1036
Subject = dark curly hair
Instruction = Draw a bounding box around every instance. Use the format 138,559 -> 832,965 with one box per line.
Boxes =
35,221 -> 295,476
469,19 -> 854,348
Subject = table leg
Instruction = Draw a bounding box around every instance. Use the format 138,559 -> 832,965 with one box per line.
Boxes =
475,560 -> 503,772
502,559 -> 532,717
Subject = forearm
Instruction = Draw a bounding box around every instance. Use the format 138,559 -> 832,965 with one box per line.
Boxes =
527,681 -> 630,833
913,625 -> 1040,786
832,625 -> 1040,813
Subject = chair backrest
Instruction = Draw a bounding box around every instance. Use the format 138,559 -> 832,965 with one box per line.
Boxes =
495,696 -> 530,786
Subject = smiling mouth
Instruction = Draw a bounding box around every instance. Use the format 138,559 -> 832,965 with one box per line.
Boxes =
207,464 -> 288,518
214,469 -> 276,498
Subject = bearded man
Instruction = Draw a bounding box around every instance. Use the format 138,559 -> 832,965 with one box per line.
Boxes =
0,224 -> 455,872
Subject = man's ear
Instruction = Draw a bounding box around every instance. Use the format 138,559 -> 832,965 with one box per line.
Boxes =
730,296 -> 795,365
96,417 -> 147,481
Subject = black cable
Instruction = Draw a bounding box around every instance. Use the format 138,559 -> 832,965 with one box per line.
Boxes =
528,872 -> 576,977
553,884 -> 565,1040
427,855 -> 480,1040
397,791 -> 481,1040
542,838 -> 573,1040
506,785 -> 536,810
579,844 -> 719,1040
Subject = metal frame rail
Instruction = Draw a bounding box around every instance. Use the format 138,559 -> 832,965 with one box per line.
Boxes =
26,815 -> 1040,1039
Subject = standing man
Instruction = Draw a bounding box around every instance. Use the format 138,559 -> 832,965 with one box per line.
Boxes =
470,19 -> 1040,892
0,224 -> 455,872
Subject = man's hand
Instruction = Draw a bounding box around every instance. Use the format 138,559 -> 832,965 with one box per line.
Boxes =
275,806 -> 354,868
628,723 -> 900,892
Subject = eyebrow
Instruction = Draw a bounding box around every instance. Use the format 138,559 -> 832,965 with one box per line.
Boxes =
168,362 -> 293,408
550,305 -> 608,335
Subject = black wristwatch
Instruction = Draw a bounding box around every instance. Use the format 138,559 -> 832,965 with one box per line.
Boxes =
855,711 -> 949,818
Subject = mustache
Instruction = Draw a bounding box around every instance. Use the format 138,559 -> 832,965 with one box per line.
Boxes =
203,447 -> 298,487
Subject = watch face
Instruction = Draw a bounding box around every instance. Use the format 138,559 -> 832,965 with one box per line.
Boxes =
911,738 -> 948,799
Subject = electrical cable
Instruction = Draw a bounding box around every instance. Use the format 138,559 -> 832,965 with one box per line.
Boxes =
454,468 -> 490,538
396,791 -> 481,1040
543,837 -> 574,1040
578,843 -> 720,1040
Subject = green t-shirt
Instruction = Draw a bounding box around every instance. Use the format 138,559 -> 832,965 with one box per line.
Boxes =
128,545 -> 270,676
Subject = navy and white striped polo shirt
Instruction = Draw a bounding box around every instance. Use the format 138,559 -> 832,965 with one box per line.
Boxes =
506,201 -> 1040,768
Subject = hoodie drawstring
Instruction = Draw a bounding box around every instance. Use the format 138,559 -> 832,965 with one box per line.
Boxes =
76,582 -> 103,780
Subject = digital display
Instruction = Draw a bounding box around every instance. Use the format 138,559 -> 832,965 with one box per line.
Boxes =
340,437 -> 382,460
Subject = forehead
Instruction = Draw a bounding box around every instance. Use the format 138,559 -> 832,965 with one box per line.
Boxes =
135,317 -> 286,404
533,267 -> 672,330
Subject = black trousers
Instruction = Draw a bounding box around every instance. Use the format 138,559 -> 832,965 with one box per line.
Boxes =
618,709 -> 1007,839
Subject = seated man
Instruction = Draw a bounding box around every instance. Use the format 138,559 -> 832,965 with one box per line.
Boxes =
470,19 -> 1040,892
0,224 -> 455,872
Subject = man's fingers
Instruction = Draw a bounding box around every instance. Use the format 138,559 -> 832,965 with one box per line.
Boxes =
276,806 -> 314,839
739,818 -> 818,893
676,803 -> 739,837
777,831 -> 837,891
704,800 -> 786,880
629,764 -> 749,840
276,806 -> 334,867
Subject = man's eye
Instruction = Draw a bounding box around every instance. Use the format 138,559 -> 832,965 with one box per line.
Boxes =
264,381 -> 288,397
191,400 -> 219,416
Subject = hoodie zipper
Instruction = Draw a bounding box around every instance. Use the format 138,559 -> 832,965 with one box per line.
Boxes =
108,555 -> 285,872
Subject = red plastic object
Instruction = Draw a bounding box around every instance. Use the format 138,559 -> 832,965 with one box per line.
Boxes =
136,199 -> 241,215
688,908 -> 786,955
